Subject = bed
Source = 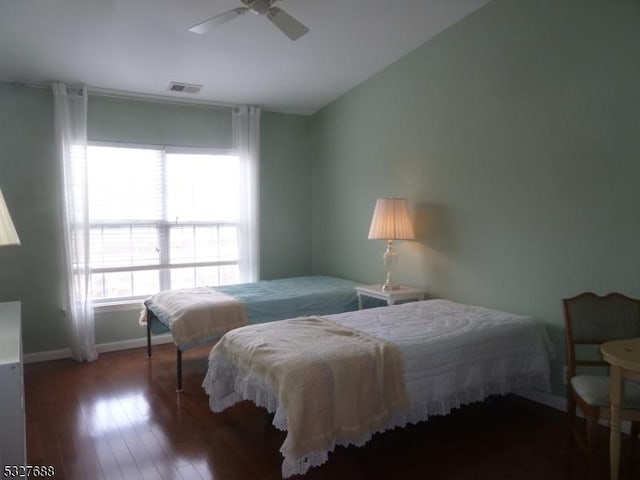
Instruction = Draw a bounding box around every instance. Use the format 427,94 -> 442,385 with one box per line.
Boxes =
141,276 -> 364,390
202,299 -> 553,477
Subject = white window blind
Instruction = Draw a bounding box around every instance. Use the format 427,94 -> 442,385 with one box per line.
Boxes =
87,144 -> 240,302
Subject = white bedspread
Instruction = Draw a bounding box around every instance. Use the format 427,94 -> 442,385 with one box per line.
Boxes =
202,299 -> 552,477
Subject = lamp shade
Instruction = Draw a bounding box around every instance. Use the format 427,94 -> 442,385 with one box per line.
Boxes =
368,197 -> 415,240
0,187 -> 20,247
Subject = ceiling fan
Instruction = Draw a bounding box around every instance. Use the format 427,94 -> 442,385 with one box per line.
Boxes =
189,0 -> 309,41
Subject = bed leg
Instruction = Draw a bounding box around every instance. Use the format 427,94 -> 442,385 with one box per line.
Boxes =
146,318 -> 152,358
176,347 -> 183,393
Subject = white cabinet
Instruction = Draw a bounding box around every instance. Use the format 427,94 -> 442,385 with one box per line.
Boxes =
0,302 -> 25,470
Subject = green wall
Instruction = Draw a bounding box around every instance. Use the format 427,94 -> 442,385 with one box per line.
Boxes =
0,85 -> 311,351
260,111 -> 312,279
309,0 -> 640,395
0,85 -> 68,353
88,95 -> 233,147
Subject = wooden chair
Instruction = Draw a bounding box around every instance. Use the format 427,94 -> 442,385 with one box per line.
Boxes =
563,292 -> 640,477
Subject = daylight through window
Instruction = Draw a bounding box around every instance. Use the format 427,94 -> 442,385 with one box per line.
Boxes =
87,143 -> 240,303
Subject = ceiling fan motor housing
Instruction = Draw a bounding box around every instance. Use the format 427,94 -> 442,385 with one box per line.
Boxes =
247,0 -> 271,15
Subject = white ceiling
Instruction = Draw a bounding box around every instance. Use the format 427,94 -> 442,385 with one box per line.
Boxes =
0,0 -> 490,115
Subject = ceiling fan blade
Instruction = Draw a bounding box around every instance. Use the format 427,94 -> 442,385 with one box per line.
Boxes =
267,7 -> 309,41
189,7 -> 248,34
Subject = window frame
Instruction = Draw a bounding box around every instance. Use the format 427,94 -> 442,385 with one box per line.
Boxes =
87,141 -> 240,308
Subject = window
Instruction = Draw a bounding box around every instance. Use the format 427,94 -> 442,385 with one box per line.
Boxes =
87,143 -> 241,303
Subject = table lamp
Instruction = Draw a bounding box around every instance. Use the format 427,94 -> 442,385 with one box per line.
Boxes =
368,197 -> 414,291
0,187 -> 20,247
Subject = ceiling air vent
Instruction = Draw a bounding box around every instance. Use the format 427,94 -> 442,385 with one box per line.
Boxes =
168,82 -> 203,94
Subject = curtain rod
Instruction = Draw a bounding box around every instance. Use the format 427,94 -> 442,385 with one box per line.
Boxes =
15,81 -> 239,112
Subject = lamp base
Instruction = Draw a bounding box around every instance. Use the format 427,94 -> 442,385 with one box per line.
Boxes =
381,240 -> 398,292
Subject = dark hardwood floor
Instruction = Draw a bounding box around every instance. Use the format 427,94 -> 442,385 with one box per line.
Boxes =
24,344 -> 637,480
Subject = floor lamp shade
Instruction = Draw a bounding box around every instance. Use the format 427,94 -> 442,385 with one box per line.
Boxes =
368,197 -> 414,291
0,187 -> 20,247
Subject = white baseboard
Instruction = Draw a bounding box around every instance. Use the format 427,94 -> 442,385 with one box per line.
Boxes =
23,347 -> 72,364
97,333 -> 173,354
23,333 -> 174,364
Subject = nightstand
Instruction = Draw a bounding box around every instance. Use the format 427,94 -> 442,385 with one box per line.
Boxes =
354,284 -> 425,310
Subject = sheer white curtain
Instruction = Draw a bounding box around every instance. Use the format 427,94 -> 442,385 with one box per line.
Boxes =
52,82 -> 97,362
232,105 -> 261,282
